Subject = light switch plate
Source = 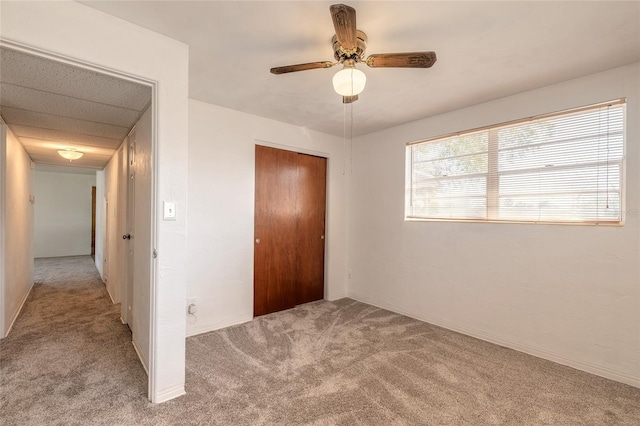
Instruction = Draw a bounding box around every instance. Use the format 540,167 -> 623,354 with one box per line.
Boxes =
163,201 -> 176,221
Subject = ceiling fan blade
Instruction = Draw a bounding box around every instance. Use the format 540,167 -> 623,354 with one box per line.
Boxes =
270,61 -> 335,75
343,95 -> 358,104
330,4 -> 357,52
365,52 -> 437,68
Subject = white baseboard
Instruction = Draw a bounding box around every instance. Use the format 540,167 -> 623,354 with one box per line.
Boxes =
186,314 -> 253,337
3,282 -> 34,338
132,338 -> 149,375
326,291 -> 347,302
153,384 -> 185,404
105,284 -> 116,304
349,294 -> 640,389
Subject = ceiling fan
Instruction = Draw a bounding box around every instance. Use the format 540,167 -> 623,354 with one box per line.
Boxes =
270,4 -> 437,103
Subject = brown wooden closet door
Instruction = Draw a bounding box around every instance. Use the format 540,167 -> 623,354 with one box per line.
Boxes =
296,154 -> 326,305
254,146 -> 327,317
254,146 -> 298,316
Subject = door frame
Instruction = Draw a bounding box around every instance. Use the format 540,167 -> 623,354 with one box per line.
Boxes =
253,140 -> 331,304
0,39 -> 160,401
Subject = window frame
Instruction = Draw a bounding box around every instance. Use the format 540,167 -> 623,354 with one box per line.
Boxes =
405,99 -> 627,226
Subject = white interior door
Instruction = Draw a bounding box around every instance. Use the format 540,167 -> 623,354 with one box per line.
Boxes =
128,107 -> 153,373
104,197 -> 110,284
114,144 -> 128,324
125,136 -> 135,329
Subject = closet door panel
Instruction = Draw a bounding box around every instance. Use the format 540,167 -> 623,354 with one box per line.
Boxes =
254,145 -> 298,316
296,153 -> 327,305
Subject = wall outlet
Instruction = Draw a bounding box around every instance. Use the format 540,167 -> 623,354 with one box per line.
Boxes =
187,298 -> 197,315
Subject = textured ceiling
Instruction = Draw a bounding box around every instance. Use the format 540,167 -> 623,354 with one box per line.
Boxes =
80,1 -> 640,137
0,48 -> 151,169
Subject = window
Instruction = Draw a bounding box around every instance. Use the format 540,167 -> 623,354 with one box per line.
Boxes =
406,99 -> 625,224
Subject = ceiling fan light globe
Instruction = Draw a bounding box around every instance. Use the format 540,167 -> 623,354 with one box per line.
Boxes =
332,67 -> 366,96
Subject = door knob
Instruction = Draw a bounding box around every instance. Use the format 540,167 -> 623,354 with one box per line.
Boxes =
123,234 -> 131,240
255,238 -> 260,244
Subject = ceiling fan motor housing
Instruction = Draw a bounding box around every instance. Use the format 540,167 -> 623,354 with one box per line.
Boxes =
332,30 -> 368,62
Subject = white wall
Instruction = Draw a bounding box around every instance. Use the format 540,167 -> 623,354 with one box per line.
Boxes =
33,171 -> 96,258
1,125 -> 34,337
102,144 -> 126,306
101,141 -> 131,320
1,1 -> 189,402
187,99 -> 348,336
348,63 -> 640,388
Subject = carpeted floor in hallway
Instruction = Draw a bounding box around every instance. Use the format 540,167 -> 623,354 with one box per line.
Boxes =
1,255 -> 639,425
0,256 -> 148,425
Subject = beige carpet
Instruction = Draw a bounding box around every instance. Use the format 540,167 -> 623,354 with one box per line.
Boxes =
1,256 -> 639,425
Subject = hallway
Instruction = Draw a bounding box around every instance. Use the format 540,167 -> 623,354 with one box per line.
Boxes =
0,256 -> 148,424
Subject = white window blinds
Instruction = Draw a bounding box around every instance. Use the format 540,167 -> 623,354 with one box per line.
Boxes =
406,100 -> 625,224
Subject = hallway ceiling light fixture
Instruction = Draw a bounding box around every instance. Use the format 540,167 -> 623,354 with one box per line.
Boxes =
58,147 -> 83,161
